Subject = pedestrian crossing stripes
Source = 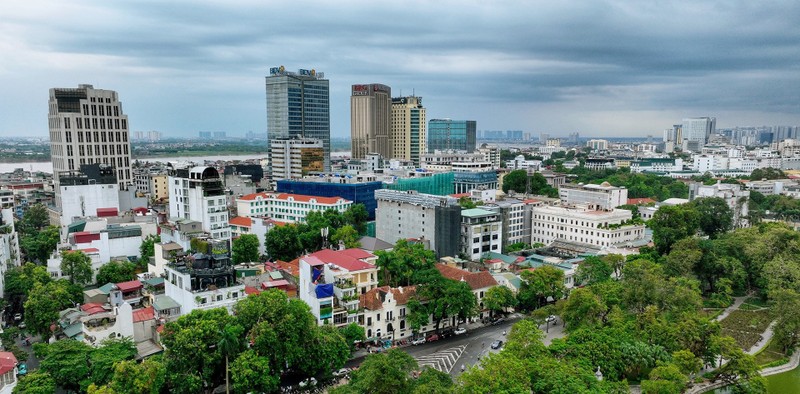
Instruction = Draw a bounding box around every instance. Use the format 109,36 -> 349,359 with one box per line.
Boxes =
415,345 -> 467,373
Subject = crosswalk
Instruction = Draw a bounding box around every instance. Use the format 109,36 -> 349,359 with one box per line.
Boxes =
415,345 -> 467,373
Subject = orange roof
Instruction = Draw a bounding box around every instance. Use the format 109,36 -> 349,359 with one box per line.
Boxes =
305,249 -> 376,272
132,306 -> 155,323
244,286 -> 262,296
450,193 -> 470,198
0,352 -> 17,375
81,303 -> 108,315
359,286 -> 417,311
339,248 -> 376,260
435,263 -> 498,290
229,216 -> 252,227
627,197 -> 655,205
276,259 -> 299,277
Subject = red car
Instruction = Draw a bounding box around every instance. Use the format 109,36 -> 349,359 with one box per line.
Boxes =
426,334 -> 439,342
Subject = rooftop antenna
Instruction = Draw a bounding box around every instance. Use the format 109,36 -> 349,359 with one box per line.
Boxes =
413,88 -> 415,96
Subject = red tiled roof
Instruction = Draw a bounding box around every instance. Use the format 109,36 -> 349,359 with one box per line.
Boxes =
116,280 -> 143,292
244,286 -> 262,295
308,249 -> 376,271
359,286 -> 417,311
627,197 -> 656,205
277,259 -> 299,277
339,248 -> 376,260
80,248 -> 100,253
0,352 -> 17,375
81,303 -> 107,315
132,306 -> 155,323
229,216 -> 252,227
435,264 -> 498,290
262,279 -> 291,288
450,193 -> 470,198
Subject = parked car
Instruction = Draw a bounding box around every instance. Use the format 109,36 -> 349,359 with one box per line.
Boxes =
333,368 -> 351,378
491,318 -> 505,326
440,329 -> 455,338
425,334 -> 439,342
454,327 -> 467,335
13,314 -> 21,322
411,337 -> 426,346
491,340 -> 503,349
545,315 -> 557,323
17,363 -> 26,376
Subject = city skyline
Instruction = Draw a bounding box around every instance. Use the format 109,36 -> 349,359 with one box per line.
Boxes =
1,1 -> 800,139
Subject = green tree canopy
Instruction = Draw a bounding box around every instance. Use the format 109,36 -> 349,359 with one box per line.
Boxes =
689,197 -> 733,238
264,224 -> 302,261
12,371 -> 57,394
649,204 -> 700,254
483,285 -> 517,317
331,225 -> 361,249
24,280 -> 83,337
20,225 -> 59,263
517,265 -> 565,311
231,233 -> 260,264
60,250 -> 94,285
375,240 -> 436,287
38,339 -> 93,391
230,350 -> 279,394
95,260 -> 137,285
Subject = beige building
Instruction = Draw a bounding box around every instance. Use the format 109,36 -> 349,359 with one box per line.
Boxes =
48,84 -> 132,207
270,137 -> 324,182
351,84 -> 392,159
150,174 -> 168,201
391,96 -> 426,165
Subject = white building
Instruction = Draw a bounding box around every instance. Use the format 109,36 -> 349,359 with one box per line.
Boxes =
359,286 -> 417,341
506,155 -> 542,171
587,139 -> 609,151
69,224 -> 143,265
559,182 -> 628,210
460,208 -> 503,260
235,192 -> 352,223
531,205 -> 646,248
682,117 -> 716,144
57,164 -> 120,229
168,165 -> 230,240
299,249 -> 380,326
270,138 -> 325,182
689,182 -> 750,228
420,151 -> 486,172
0,209 -> 21,298
374,190 -> 462,258
48,85 -> 132,208
630,158 -> 683,173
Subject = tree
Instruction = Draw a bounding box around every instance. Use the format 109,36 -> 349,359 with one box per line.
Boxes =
344,204 -> 369,235
502,170 -> 528,194
264,224 -> 302,261
413,368 -> 455,394
160,308 -> 238,393
375,240 -> 436,287
413,274 -> 476,333
17,203 -> 50,236
339,322 -> 366,352
4,262 -> 51,313
107,358 -> 166,394
24,280 -> 82,338
339,349 -> 418,394
689,197 -> 733,238
89,337 -> 138,387
664,237 -> 702,278
561,287 -> 606,330
218,325 -> 244,394
95,260 -> 137,285
671,349 -> 702,379
771,289 -> 800,352
60,250 -> 94,285
483,286 -> 516,317
38,339 -> 93,391
230,350 -> 278,394
517,265 -> 565,311
231,234 -> 260,264
138,234 -> 161,268
457,196 -> 478,209
331,225 -> 361,249
641,363 -> 686,394
12,371 -> 57,394
20,225 -> 59,263
575,256 -> 613,286
648,205 -> 700,254
458,351 -> 531,394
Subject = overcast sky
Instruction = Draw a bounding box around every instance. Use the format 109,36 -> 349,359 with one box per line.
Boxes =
1,0 -> 799,139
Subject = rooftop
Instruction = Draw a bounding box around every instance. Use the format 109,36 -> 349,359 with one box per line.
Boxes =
460,208 -> 498,218
303,249 -> 376,272
435,264 -> 498,290
0,352 -> 16,375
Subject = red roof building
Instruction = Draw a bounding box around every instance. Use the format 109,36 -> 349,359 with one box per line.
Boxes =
0,352 -> 17,375
116,280 -> 143,293
132,306 -> 155,323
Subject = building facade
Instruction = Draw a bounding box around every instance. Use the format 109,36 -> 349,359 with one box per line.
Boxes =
559,182 -> 628,210
351,84 -> 392,159
428,119 -> 476,153
235,192 -> 352,223
167,165 -> 230,240
530,205 -> 646,248
460,208 -> 503,260
266,66 -> 330,171
391,96 -> 426,165
270,138 -> 324,182
452,162 -> 498,194
682,117 -> 716,144
58,164 -> 120,227
374,190 -> 461,257
48,85 -> 132,207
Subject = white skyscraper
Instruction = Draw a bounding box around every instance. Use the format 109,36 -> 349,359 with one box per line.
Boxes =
48,84 -> 132,207
682,117 -> 716,144
168,164 -> 230,241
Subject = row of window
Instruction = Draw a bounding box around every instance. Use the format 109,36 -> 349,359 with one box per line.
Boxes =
65,116 -> 127,131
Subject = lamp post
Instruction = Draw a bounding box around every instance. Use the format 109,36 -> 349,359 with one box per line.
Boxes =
321,226 -> 329,249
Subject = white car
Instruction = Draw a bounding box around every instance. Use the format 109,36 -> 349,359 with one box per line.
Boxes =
454,327 -> 467,335
545,315 -> 557,323
411,337 -> 426,345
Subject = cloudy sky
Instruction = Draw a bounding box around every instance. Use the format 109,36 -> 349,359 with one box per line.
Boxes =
1,0 -> 799,139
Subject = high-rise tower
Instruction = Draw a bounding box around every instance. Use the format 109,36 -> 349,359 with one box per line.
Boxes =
681,117 -> 716,144
350,84 -> 391,159
48,84 -> 132,207
266,66 -> 330,171
391,96 -> 426,166
428,119 -> 477,153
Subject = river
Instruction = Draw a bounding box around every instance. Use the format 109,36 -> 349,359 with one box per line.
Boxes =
0,154 -> 270,174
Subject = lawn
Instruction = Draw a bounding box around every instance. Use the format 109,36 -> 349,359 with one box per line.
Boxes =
719,309 -> 773,350
754,339 -> 790,368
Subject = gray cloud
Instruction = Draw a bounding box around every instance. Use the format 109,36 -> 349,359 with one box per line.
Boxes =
1,0 -> 799,139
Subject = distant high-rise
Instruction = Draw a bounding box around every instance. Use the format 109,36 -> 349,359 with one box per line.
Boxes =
428,119 -> 476,153
270,137 -> 324,182
682,117 -> 716,144
351,84 -> 391,159
266,66 -> 330,171
48,84 -> 131,207
391,96 -> 426,165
